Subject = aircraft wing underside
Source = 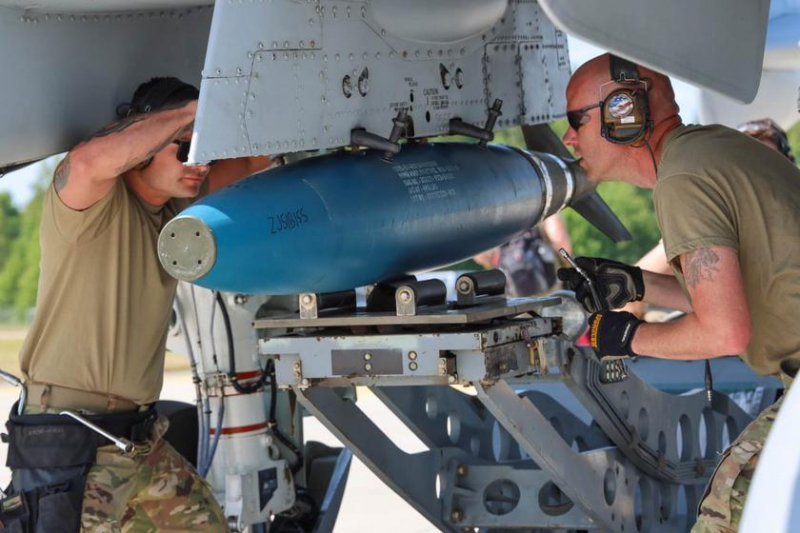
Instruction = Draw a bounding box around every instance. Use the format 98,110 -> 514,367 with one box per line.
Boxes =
0,0 -> 769,169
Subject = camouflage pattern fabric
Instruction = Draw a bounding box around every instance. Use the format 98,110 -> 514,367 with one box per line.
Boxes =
691,393 -> 785,533
21,406 -> 228,531
79,415 -> 229,532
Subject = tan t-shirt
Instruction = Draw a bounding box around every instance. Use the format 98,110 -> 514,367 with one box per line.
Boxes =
654,124 -> 800,375
19,179 -> 194,404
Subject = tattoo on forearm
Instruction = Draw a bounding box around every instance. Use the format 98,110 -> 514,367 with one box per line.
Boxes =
88,114 -> 150,141
89,101 -> 193,142
684,248 -> 720,288
54,154 -> 71,193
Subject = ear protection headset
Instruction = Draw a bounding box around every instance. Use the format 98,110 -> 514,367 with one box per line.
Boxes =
600,56 -> 652,145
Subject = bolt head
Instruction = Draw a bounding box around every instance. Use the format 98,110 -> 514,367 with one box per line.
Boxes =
364,352 -> 372,360
409,362 -> 418,371
301,294 -> 313,305
364,363 -> 373,371
301,378 -> 309,386
408,351 -> 418,360
451,510 -> 462,523
457,465 -> 468,476
399,290 -> 412,303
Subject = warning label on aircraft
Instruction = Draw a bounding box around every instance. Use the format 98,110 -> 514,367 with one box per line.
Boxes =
424,88 -> 450,110
555,29 -> 569,70
393,161 -> 459,203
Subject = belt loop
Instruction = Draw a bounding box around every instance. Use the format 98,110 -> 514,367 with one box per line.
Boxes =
39,384 -> 51,411
107,395 -> 119,413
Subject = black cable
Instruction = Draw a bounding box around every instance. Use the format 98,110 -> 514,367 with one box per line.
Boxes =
644,139 -> 658,176
214,292 -> 302,471
200,391 -> 225,478
215,291 -> 267,394
266,358 -> 304,474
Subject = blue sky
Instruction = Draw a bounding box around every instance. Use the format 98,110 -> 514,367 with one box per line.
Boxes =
0,37 -> 699,208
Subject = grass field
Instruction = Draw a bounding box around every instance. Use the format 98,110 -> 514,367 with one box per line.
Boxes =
0,331 -> 190,380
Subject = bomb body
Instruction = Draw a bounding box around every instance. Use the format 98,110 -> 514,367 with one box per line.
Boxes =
158,143 -> 583,294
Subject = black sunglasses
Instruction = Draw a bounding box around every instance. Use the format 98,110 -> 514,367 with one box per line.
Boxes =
173,140 -> 191,163
566,102 -> 601,131
173,140 -> 217,166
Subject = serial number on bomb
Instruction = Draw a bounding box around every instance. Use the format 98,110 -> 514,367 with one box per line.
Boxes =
269,208 -> 309,234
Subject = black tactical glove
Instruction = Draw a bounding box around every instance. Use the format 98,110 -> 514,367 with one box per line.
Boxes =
557,256 -> 645,313
588,311 -> 643,359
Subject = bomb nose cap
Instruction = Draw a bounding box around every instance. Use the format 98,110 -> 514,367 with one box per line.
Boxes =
158,216 -> 217,281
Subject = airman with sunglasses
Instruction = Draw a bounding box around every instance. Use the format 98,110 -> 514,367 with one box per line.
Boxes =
11,77 -> 273,531
558,54 -> 800,532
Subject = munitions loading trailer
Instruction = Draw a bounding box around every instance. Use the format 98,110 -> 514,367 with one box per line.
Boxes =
169,271 -> 779,532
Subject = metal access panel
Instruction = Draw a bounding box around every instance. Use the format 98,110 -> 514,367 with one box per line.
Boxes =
193,0 -> 571,161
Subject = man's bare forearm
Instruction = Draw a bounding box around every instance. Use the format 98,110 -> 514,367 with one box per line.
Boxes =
631,315 -> 737,359
70,101 -> 197,181
641,270 -> 692,313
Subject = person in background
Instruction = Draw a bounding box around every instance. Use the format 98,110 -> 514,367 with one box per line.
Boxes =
474,213 -> 572,296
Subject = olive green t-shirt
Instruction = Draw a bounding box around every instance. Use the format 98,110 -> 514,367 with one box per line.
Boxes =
654,124 -> 800,375
19,179 -> 194,405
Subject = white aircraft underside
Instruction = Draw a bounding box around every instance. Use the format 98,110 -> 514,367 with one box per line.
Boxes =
0,0 -> 774,170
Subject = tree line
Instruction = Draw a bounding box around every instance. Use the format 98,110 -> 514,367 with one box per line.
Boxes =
0,158 -> 54,321
0,181 -> 45,321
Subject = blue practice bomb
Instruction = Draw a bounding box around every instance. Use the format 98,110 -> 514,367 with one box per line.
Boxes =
158,142 -> 591,295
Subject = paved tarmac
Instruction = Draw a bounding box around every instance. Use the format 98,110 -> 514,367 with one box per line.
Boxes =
0,372 -> 438,532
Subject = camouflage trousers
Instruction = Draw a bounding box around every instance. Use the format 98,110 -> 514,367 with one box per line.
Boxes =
691,393 -> 785,533
80,415 -> 229,532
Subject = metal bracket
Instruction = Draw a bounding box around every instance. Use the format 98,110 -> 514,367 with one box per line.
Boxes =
293,385 -> 458,532
565,348 -> 753,484
299,290 -> 357,320
299,293 -> 318,320
474,380 -> 691,532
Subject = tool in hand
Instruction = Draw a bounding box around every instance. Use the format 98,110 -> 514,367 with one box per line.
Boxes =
559,248 -> 629,384
704,359 -> 714,404
558,249 -> 605,312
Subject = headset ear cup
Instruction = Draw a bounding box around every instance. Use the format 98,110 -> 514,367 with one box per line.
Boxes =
628,89 -> 651,144
637,89 -> 652,135
600,98 -> 613,140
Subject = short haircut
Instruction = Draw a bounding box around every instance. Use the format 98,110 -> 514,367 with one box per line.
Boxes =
119,77 -> 199,117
